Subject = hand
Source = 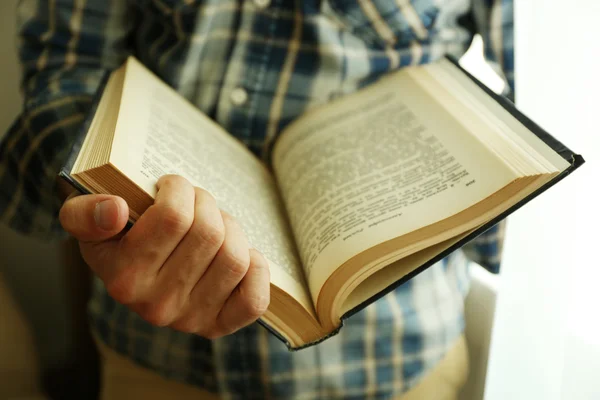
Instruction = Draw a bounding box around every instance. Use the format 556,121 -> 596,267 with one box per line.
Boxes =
59,175 -> 270,338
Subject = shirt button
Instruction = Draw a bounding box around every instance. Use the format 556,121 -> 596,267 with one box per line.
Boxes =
253,0 -> 271,9
230,87 -> 248,106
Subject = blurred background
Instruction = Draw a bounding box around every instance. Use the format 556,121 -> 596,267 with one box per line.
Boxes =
0,0 -> 598,399
0,0 -> 74,397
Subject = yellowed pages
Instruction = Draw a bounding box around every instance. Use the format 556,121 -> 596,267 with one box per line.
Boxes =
72,70 -> 122,173
424,60 -> 569,172
339,232 -> 471,316
272,69 -> 518,305
108,58 -> 314,315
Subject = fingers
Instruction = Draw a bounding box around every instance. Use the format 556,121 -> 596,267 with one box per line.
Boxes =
216,249 -> 271,335
169,214 -> 271,338
169,211 -> 251,334
59,194 -> 129,242
193,211 -> 251,310
61,174 -> 270,339
157,188 -> 225,294
146,188 -> 225,324
102,175 -> 196,306
118,175 -> 196,276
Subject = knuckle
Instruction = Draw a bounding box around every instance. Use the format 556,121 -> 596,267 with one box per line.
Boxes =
120,237 -> 163,269
240,291 -> 270,320
250,248 -> 268,265
159,174 -> 190,188
250,251 -> 270,276
194,187 -> 216,204
105,270 -> 138,305
222,247 -> 250,278
192,217 -> 225,249
138,297 -> 178,327
154,205 -> 194,235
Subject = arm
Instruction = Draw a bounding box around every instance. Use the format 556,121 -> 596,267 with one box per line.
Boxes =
1,0 -> 270,337
0,0 -> 135,238
461,0 -> 514,273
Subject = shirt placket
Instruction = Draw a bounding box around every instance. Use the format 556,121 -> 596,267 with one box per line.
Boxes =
214,0 -> 281,155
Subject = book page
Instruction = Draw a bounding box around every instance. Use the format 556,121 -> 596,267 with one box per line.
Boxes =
109,58 -> 313,313
429,59 -> 569,172
273,70 -> 517,303
339,231 -> 471,316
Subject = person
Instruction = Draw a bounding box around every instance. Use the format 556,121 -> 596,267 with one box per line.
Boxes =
0,0 -> 513,399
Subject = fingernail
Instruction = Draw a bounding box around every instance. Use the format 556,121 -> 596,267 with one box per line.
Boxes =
94,200 -> 118,230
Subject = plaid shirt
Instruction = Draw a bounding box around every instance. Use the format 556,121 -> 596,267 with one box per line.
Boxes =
0,0 -> 513,398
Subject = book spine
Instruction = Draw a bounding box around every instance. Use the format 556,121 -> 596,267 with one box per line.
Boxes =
59,69 -> 112,182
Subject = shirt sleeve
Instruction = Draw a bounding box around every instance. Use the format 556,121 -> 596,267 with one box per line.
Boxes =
0,0 -> 137,240
460,0 -> 514,274
472,0 -> 515,93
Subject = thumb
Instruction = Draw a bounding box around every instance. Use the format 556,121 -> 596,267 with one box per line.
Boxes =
59,194 -> 129,242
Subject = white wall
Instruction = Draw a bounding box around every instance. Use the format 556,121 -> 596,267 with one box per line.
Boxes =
485,1 -> 600,399
0,0 -> 71,370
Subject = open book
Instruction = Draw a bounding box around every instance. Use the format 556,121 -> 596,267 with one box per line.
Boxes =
60,56 -> 583,350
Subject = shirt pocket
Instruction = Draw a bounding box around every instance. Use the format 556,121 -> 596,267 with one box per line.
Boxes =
323,0 -> 440,49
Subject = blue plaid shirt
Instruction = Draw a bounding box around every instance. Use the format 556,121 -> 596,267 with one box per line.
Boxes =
0,0 -> 513,398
